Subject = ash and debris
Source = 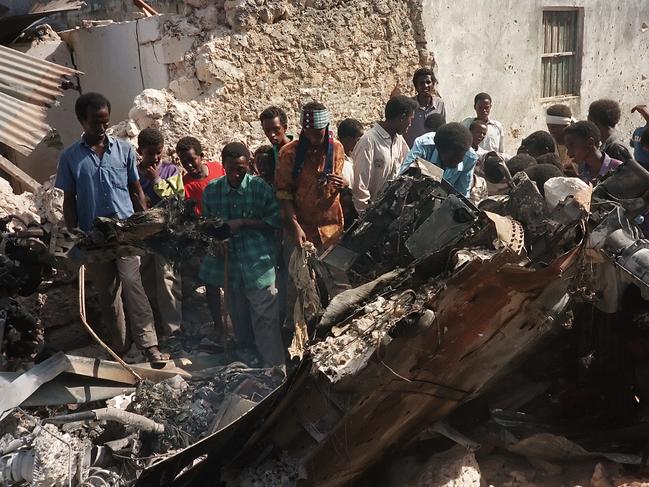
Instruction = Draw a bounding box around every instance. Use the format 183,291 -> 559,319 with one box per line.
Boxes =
311,286 -> 433,382
129,366 -> 284,455
223,452 -> 301,487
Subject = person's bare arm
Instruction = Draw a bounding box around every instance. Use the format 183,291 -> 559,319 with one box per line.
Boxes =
281,200 -> 306,246
62,191 -> 78,229
632,105 -> 649,125
129,180 -> 147,212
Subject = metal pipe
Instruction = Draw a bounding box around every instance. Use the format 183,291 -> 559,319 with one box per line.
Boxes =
46,408 -> 164,434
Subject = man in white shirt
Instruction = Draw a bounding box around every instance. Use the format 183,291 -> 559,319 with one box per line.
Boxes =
462,92 -> 504,154
352,95 -> 417,213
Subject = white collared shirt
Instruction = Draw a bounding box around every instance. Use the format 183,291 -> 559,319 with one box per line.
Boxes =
342,154 -> 354,188
351,122 -> 409,213
462,117 -> 505,154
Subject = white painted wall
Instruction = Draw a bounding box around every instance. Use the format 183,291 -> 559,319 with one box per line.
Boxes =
422,0 -> 649,154
61,15 -> 170,123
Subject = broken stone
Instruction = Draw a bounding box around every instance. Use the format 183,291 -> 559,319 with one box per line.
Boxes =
0,177 -> 40,225
169,76 -> 203,101
128,88 -> 170,129
136,15 -> 163,44
416,446 -> 481,487
32,424 -> 91,487
152,36 -> 195,64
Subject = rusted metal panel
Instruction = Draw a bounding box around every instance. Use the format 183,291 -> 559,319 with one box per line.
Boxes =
0,45 -> 80,155
227,248 -> 580,487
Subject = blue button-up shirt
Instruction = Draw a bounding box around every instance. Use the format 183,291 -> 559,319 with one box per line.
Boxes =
399,132 -> 479,197
55,136 -> 139,231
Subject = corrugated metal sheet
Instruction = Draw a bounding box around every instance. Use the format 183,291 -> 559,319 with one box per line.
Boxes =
0,44 -> 80,155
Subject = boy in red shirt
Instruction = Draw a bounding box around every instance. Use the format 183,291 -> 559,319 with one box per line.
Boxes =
176,136 -> 225,329
177,136 -> 224,215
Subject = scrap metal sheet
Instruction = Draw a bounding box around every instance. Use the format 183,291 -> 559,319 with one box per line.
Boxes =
229,248 -> 581,486
0,44 -> 80,155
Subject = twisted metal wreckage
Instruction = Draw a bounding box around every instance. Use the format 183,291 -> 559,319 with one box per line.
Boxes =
0,159 -> 648,486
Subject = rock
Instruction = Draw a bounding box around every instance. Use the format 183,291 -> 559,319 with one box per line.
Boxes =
33,176 -> 63,225
32,424 -> 91,487
152,36 -> 195,64
169,76 -> 202,101
417,445 -> 481,487
591,462 -> 614,487
0,176 -> 40,224
128,89 -> 170,129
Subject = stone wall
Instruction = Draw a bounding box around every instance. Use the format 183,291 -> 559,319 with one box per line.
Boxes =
115,0 -> 428,159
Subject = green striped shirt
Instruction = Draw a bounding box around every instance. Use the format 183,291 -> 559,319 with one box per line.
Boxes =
199,173 -> 280,289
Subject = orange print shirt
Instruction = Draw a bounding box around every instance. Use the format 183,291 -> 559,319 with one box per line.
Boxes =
275,139 -> 345,248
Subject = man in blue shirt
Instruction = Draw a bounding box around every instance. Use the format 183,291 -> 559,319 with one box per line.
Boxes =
55,92 -> 167,363
400,122 -> 478,197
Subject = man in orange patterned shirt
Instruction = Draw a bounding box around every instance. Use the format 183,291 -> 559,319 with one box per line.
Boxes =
276,102 -> 347,251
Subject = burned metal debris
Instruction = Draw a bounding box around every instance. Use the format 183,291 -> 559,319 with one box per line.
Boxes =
0,161 -> 648,486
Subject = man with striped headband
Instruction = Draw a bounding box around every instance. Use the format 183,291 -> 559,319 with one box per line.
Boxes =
276,101 -> 347,251
546,104 -> 575,166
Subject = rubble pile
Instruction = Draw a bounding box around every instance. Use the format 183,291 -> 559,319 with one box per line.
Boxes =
1,158 -> 649,486
0,355 -> 285,485
112,0 -> 426,154
0,176 -> 63,227
0,178 -> 40,226
129,365 -> 284,455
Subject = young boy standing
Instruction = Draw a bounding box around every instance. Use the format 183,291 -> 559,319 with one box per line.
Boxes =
546,104 -> 574,165
137,128 -> 184,340
177,136 -> 225,215
462,93 -> 504,154
352,95 -> 416,213
564,121 -> 623,184
404,67 -> 447,147
588,99 -> 633,164
259,106 -> 293,177
176,136 -> 225,328
200,142 -> 284,367
137,128 -> 184,207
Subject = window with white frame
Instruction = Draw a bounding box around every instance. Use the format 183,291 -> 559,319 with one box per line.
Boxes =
541,9 -> 582,98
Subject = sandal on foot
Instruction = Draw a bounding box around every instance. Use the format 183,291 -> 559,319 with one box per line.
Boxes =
144,346 -> 170,366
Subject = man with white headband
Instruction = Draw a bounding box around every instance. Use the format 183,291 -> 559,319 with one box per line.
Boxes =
275,101 -> 346,250
546,104 -> 574,166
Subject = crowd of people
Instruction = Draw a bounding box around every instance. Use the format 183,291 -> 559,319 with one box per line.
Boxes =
54,66 -> 649,366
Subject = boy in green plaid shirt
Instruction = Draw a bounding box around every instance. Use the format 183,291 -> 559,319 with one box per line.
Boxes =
199,142 -> 285,367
